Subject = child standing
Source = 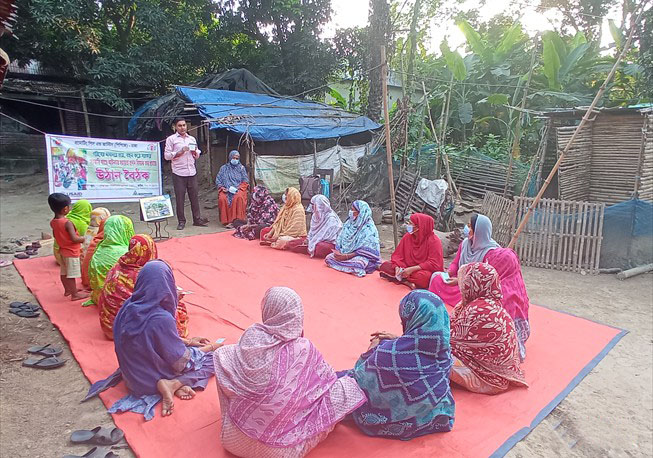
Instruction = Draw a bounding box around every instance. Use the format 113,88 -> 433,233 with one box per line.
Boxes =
48,193 -> 90,301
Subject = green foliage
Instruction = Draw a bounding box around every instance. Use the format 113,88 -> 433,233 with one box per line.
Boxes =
542,34 -> 562,89
440,42 -> 467,81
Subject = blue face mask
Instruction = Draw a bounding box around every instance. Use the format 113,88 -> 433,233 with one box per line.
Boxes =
282,193 -> 287,203
406,224 -> 414,234
230,158 -> 239,166
348,210 -> 354,220
463,225 -> 470,237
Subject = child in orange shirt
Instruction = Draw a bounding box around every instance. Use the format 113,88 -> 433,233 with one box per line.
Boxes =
48,193 -> 90,301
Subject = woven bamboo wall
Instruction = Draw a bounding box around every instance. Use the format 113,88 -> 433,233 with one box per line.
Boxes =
480,192 -> 516,247
513,197 -> 605,274
639,114 -> 653,202
450,156 -> 518,198
556,125 -> 592,201
589,114 -> 644,205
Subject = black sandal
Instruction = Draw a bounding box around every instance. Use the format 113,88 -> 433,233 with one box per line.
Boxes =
71,426 -> 125,446
27,344 -> 63,357
22,355 -> 67,369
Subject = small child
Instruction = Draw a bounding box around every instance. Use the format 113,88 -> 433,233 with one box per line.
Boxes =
48,193 -> 90,301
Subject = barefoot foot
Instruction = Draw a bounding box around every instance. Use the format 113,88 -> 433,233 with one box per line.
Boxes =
71,291 -> 90,301
175,385 -> 196,400
157,378 -> 183,416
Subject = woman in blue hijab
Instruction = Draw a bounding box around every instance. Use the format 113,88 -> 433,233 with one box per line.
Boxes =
341,290 -> 455,439
85,260 -> 221,419
325,200 -> 380,277
216,150 -> 249,227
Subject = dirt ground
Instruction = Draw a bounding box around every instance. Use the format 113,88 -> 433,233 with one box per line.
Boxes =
0,174 -> 651,458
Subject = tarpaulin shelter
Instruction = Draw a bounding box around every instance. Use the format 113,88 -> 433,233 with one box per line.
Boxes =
173,85 -> 381,194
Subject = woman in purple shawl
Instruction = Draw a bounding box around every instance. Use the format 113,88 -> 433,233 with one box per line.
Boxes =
85,260 -> 222,419
216,150 -> 249,227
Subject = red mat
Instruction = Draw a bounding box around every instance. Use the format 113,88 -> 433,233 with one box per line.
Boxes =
14,232 -> 625,458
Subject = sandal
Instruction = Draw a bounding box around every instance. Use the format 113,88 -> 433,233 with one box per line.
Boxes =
63,447 -> 120,458
71,426 -> 125,446
27,344 -> 63,357
0,260 -> 11,268
9,308 -> 40,318
9,302 -> 40,312
22,355 -> 66,369
13,252 -> 30,259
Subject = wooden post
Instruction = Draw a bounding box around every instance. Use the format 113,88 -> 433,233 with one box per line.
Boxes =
426,87 -> 459,198
508,10 -> 642,249
205,123 -> 212,184
520,119 -> 550,197
79,90 -> 91,137
633,119 -> 647,198
313,140 -> 318,171
503,40 -> 537,197
381,45 -> 399,248
57,101 -> 66,134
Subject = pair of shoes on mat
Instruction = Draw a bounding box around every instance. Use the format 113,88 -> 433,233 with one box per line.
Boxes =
193,218 -> 209,227
64,427 -> 125,458
9,301 -> 40,318
23,344 -> 66,369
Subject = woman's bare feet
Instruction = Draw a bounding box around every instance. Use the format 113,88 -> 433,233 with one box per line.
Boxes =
157,378 -> 184,416
70,290 -> 90,301
175,385 -> 196,400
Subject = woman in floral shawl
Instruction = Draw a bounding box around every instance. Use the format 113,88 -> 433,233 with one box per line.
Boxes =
325,200 -> 380,277
82,207 -> 111,255
288,194 -> 342,258
233,185 -> 279,241
342,289 -> 455,439
54,199 -> 92,265
97,234 -> 191,340
449,262 -> 528,394
86,215 -> 134,306
214,287 -> 366,457
82,218 -> 107,288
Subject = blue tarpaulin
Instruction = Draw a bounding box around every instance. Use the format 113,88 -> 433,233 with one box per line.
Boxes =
176,86 -> 380,141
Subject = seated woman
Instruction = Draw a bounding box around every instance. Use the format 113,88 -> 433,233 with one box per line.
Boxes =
85,260 -> 220,419
429,213 -> 530,359
325,200 -> 380,277
82,207 -> 110,255
214,287 -> 366,458
54,199 -> 92,265
260,187 -> 307,249
98,234 -> 189,340
341,290 -> 455,439
86,215 -> 135,306
216,150 -> 249,227
233,185 -> 279,241
82,217 -> 107,289
379,213 -> 443,289
449,262 -> 528,395
288,194 -> 342,258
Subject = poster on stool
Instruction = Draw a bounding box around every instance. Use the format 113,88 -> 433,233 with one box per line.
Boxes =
45,134 -> 162,202
140,195 -> 174,222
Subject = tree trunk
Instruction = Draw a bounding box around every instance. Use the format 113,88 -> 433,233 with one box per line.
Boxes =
366,0 -> 390,122
405,0 -> 422,98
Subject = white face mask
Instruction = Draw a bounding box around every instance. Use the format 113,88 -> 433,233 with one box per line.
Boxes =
463,225 -> 471,238
282,193 -> 287,203
230,158 -> 239,166
406,224 -> 414,234
348,210 -> 354,220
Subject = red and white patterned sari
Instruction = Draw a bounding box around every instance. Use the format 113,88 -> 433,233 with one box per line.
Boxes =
450,262 -> 528,394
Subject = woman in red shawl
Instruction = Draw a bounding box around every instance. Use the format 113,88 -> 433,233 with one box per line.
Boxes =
379,213 -> 443,289
449,262 -> 528,395
98,235 -> 189,340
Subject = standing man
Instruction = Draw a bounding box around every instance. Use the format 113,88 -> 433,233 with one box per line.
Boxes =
164,118 -> 209,230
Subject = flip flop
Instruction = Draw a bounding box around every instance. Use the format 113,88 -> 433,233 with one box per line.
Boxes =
27,344 -> 63,357
9,301 -> 40,311
13,252 -> 30,259
0,260 -> 11,268
22,355 -> 66,369
63,447 -> 120,458
9,308 -> 40,318
71,427 -> 125,446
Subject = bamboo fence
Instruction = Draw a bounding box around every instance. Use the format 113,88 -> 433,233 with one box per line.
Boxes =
637,113 -> 653,201
556,125 -> 592,201
450,156 -> 518,198
512,196 -> 605,274
480,192 -> 516,247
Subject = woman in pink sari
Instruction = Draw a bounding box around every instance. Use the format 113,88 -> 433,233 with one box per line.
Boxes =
213,287 -> 366,458
429,214 -> 531,360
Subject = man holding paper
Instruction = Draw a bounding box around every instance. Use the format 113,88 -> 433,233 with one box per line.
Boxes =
164,118 -> 209,230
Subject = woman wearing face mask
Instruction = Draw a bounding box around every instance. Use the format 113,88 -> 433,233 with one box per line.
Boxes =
260,187 -> 307,249
325,200 -> 380,277
428,213 -> 531,360
379,213 -> 443,289
287,194 -> 343,258
216,150 -> 249,227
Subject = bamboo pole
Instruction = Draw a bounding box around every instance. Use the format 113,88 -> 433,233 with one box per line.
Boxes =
426,95 -> 459,197
508,10 -> 642,249
79,90 -> 91,137
57,101 -> 66,134
503,40 -> 537,197
381,46 -> 399,248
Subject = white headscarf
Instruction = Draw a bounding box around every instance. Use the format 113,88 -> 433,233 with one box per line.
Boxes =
307,195 -> 342,256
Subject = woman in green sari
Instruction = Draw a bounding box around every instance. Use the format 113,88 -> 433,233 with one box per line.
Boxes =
54,199 -> 92,265
85,215 -> 135,306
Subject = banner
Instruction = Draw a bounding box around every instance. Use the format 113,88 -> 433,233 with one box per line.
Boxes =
254,143 -> 369,195
46,134 -> 162,203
